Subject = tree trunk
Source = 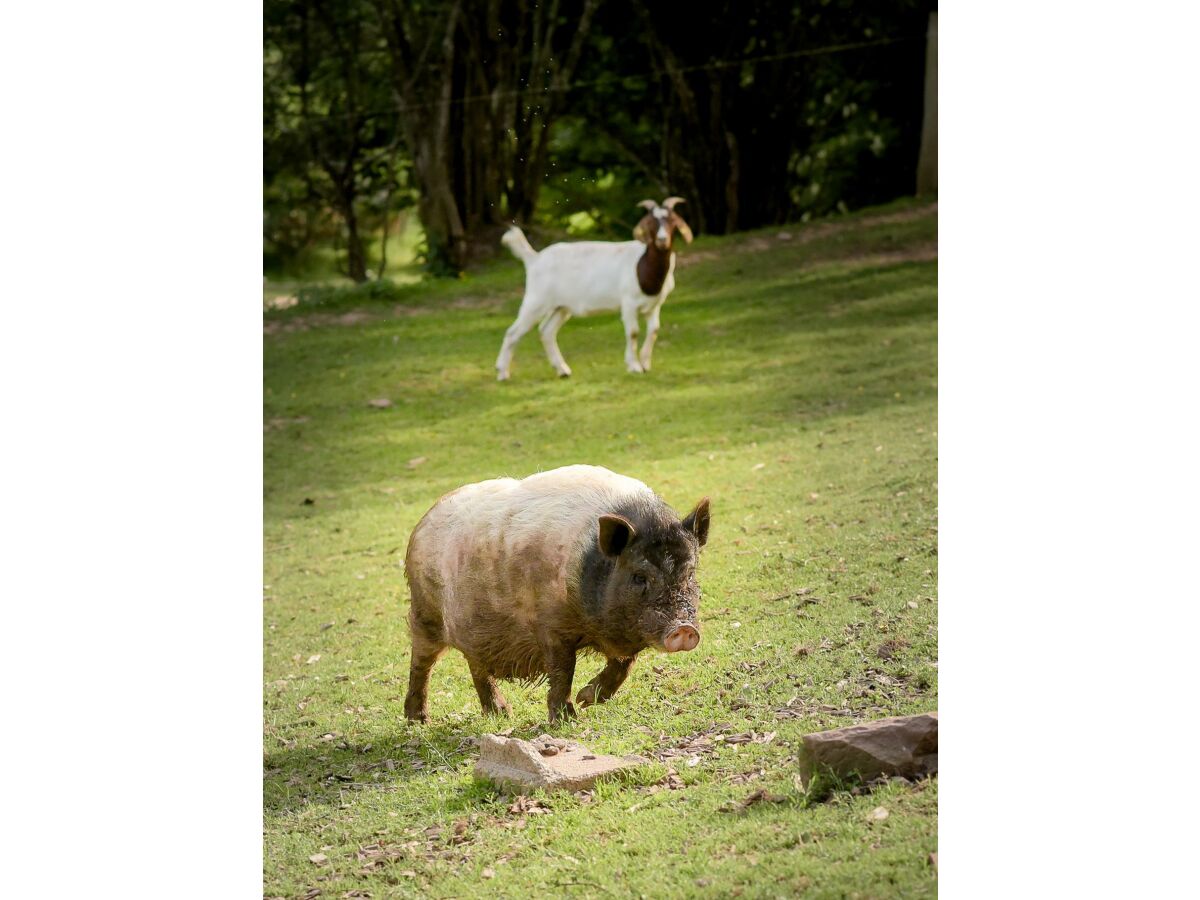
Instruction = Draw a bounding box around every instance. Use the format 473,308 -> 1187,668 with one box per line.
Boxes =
916,12 -> 938,196
341,194 -> 368,282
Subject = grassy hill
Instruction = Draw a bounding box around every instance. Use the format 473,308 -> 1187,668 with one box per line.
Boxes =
264,199 -> 938,898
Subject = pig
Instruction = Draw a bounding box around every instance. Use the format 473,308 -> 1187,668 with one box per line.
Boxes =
402,465 -> 710,723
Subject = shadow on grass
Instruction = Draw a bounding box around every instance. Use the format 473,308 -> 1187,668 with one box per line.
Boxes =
264,712 -> 638,816
264,719 -> 495,815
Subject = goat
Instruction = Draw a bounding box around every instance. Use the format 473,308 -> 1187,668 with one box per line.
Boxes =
495,197 -> 694,380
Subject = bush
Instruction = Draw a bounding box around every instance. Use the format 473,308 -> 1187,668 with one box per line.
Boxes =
295,278 -> 414,310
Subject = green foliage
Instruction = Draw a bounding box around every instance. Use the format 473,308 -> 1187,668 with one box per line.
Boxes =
295,278 -> 413,310
265,0 -> 935,274
264,200 -> 938,897
264,0 -> 416,281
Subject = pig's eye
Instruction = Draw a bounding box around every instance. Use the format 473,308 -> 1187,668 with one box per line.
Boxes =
630,573 -> 648,589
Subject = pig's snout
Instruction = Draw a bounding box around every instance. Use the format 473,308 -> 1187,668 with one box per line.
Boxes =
663,624 -> 700,653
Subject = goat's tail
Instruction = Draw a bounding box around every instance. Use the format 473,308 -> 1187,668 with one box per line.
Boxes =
500,225 -> 538,268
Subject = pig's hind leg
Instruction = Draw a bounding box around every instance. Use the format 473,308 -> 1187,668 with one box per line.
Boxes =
467,658 -> 511,716
403,605 -> 447,723
576,656 -> 637,707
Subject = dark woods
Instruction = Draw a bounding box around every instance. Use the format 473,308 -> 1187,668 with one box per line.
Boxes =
264,0 -> 933,278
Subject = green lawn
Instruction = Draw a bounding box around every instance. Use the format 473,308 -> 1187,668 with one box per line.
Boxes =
264,199 -> 938,898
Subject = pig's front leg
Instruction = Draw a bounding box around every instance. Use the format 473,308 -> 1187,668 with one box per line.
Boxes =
576,655 -> 637,707
544,643 -> 578,723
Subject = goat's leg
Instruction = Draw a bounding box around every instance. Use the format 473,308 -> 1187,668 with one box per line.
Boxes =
621,305 -> 644,374
639,302 -> 664,371
496,302 -> 540,381
538,307 -> 573,377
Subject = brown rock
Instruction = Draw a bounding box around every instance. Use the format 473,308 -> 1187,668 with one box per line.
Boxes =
797,712 -> 937,786
476,733 -> 646,792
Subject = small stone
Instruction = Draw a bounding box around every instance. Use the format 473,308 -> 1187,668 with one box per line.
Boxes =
797,712 -> 937,786
482,867 -> 496,879
476,733 -> 645,791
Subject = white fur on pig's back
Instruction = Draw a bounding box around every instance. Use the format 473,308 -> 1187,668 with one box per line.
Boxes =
406,465 -> 654,649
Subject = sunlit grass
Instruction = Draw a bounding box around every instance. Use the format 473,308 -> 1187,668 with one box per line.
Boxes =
264,199 -> 938,898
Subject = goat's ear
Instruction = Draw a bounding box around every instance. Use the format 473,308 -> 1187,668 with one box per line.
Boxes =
633,215 -> 653,243
673,214 -> 694,244
637,199 -> 658,211
598,514 -> 637,557
682,497 -> 710,548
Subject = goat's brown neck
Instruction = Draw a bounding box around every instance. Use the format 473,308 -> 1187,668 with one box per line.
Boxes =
636,242 -> 673,296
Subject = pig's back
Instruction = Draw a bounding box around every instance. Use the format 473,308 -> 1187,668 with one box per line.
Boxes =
406,466 -> 654,651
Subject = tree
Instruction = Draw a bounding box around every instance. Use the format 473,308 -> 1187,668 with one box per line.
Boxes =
265,0 -> 402,281
372,0 -> 599,271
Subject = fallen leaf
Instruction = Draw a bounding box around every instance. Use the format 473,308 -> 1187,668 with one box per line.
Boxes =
407,456 -> 428,469
309,853 -> 328,865
870,807 -> 890,821
928,852 -> 938,870
481,868 -> 496,879
751,463 -> 765,471
368,398 -> 393,409
306,654 -> 321,665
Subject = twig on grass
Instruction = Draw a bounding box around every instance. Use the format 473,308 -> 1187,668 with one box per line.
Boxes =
554,881 -> 609,894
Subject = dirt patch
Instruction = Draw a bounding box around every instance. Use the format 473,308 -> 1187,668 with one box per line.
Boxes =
847,243 -> 938,268
264,416 -> 311,432
265,294 -> 509,335
264,309 -> 377,336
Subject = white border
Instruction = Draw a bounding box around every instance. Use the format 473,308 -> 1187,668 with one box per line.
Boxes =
941,3 -> 1199,895
2,2 -> 263,895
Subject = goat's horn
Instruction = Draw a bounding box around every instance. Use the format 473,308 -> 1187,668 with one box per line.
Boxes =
637,199 -> 658,210
662,196 -> 686,210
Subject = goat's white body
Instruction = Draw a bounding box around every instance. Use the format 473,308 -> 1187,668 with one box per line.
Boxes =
517,240 -> 673,318
496,227 -> 676,379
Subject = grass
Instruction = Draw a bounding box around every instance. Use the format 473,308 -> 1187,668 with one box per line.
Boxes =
264,198 -> 938,898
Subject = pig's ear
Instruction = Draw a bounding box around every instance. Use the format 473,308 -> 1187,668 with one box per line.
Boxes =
598,514 -> 637,557
682,497 -> 711,548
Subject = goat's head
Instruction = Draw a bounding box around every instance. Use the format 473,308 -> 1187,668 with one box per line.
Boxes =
634,197 -> 694,251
